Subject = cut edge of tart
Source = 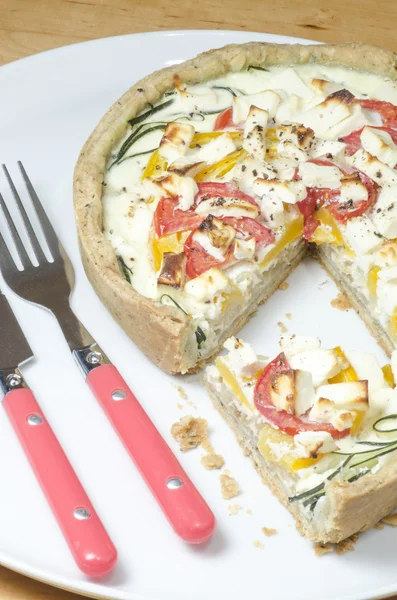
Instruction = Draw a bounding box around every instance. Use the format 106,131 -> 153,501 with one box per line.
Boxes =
74,41 -> 397,374
205,335 -> 397,543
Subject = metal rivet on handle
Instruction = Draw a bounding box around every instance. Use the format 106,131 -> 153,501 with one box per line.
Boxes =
112,389 -> 127,401
7,373 -> 22,387
167,477 -> 183,490
86,351 -> 102,365
27,414 -> 43,426
74,508 -> 91,520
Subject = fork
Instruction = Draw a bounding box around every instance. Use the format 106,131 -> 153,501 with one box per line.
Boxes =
0,162 -> 215,544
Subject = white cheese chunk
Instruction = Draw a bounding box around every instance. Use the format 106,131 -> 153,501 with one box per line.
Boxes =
277,140 -> 309,162
311,139 -> 346,160
294,370 -> 316,417
275,94 -> 301,123
253,178 -> 307,205
158,122 -> 195,162
234,237 -> 256,260
253,179 -> 285,228
233,90 -> 281,123
347,150 -> 397,186
184,267 -> 230,301
377,276 -> 397,317
298,162 -> 343,190
339,173 -> 369,207
280,335 -> 321,357
275,123 -> 315,150
223,337 -> 263,378
288,349 -> 341,388
343,215 -> 383,255
310,78 -> 343,97
151,172 -> 198,211
195,195 -> 259,219
243,106 -> 268,160
193,217 -> 235,262
175,85 -> 218,113
314,381 -> 369,411
195,133 -> 237,164
298,95 -> 352,137
233,156 -> 279,195
361,126 -> 397,168
294,431 -> 337,459
268,68 -> 315,101
326,104 -> 373,139
371,185 -> 397,239
343,350 -> 387,392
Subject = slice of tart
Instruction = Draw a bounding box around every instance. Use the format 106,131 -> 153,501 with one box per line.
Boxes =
205,334 -> 397,543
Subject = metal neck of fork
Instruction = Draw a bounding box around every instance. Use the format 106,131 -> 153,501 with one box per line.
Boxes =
0,367 -> 27,396
72,342 -> 110,378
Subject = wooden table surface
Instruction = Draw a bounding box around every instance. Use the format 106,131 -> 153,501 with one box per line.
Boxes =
1,0 -> 397,598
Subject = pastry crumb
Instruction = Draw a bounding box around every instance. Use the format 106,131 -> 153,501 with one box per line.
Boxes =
253,540 -> 264,549
277,321 -> 288,333
175,385 -> 188,400
201,453 -> 225,470
187,400 -> 197,408
201,437 -> 214,454
220,473 -> 240,499
228,504 -> 242,516
285,312 -> 292,320
246,509 -> 253,515
381,513 -> 397,526
331,292 -> 352,311
314,543 -> 334,557
374,522 -> 384,530
262,527 -> 277,537
176,403 -> 183,410
336,534 -> 359,555
279,281 -> 289,290
171,416 -> 208,452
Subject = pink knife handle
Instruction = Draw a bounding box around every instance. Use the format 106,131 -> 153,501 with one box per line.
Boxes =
3,388 -> 117,577
87,364 -> 215,544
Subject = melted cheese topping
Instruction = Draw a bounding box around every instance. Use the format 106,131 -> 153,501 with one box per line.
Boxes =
103,62 -> 397,350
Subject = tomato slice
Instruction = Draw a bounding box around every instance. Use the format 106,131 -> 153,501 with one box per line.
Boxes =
254,353 -> 350,439
195,182 -> 259,207
184,231 -> 235,278
327,172 -> 378,222
341,125 -> 397,156
214,107 -> 234,130
360,99 -> 397,128
154,197 -> 204,236
221,216 -> 275,245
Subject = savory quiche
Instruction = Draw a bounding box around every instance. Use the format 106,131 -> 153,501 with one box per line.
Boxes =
74,42 -> 397,373
205,335 -> 397,543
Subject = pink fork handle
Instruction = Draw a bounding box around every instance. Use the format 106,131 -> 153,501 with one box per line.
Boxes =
87,364 -> 215,544
3,388 -> 117,577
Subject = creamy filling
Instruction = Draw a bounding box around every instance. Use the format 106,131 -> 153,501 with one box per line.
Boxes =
103,62 -> 397,353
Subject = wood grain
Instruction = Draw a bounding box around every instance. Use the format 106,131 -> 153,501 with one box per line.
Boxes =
1,0 -> 396,598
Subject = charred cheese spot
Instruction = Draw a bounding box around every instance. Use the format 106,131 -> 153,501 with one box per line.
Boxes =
157,251 -> 187,288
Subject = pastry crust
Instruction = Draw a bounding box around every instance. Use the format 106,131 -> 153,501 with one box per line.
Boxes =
74,42 -> 397,374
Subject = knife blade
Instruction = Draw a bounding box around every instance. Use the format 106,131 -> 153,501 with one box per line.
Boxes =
0,289 -> 33,373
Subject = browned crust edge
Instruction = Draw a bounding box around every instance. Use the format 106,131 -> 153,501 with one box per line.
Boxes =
74,41 -> 397,374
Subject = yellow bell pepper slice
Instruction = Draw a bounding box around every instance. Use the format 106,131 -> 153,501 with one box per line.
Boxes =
382,364 -> 395,388
215,357 -> 253,411
194,148 -> 247,182
142,150 -> 168,180
329,346 -> 358,383
259,215 -> 304,270
367,266 -> 381,296
151,231 -> 190,272
350,412 -> 365,436
258,424 -> 323,471
190,131 -> 241,148
391,310 -> 397,340
310,207 -> 344,246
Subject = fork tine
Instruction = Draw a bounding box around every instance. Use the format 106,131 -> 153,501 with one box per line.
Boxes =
0,191 -> 31,269
0,230 -> 19,279
17,162 -> 62,260
2,164 -> 47,264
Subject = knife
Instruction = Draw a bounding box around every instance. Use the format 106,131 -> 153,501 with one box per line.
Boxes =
0,289 -> 117,577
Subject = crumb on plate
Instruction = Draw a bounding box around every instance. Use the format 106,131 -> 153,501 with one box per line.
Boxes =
246,509 -> 253,515
381,513 -> 397,526
220,473 -> 240,500
201,453 -> 225,470
253,540 -> 264,549
331,292 -> 352,311
177,403 -> 183,410
374,522 -> 384,530
336,534 -> 359,555
285,312 -> 292,319
171,416 -> 208,452
314,543 -> 334,557
175,385 -> 188,400
262,527 -> 277,537
279,281 -> 289,290
228,504 -> 242,516
277,321 -> 288,333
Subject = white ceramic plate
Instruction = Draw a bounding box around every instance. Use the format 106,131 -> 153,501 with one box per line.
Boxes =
0,30 -> 396,600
